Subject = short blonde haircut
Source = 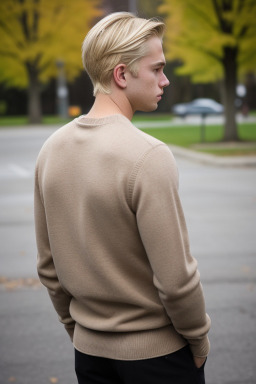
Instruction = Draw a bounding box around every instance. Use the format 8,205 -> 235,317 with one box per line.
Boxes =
82,12 -> 165,95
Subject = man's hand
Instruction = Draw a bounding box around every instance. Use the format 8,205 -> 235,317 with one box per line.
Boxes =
193,356 -> 206,369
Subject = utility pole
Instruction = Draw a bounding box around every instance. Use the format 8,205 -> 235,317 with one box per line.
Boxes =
129,0 -> 137,13
56,60 -> 69,119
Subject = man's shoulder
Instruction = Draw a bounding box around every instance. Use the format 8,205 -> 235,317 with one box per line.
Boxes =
96,115 -> 173,172
114,115 -> 166,152
37,120 -> 75,157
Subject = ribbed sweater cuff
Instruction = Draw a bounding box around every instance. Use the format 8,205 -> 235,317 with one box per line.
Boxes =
188,335 -> 210,357
65,325 -> 75,341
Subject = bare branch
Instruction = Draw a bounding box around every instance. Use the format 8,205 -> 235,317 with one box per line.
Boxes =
0,50 -> 19,59
0,19 -> 19,43
39,60 -> 52,73
237,0 -> 244,13
212,0 -> 225,31
32,0 -> 40,40
19,9 -> 30,41
238,25 -> 249,39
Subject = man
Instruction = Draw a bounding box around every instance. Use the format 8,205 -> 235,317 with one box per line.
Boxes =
34,12 -> 211,384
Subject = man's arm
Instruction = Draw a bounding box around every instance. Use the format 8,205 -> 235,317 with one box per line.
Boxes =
131,144 -> 210,358
34,166 -> 75,340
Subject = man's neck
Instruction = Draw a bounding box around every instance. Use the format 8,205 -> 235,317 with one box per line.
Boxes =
86,93 -> 134,121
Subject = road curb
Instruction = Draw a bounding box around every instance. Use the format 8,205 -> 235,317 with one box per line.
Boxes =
168,144 -> 256,167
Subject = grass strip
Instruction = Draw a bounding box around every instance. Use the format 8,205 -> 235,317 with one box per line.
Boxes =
0,115 -> 71,126
141,123 -> 256,147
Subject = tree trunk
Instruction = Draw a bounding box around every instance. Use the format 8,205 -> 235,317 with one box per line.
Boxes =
222,46 -> 239,141
26,62 -> 42,124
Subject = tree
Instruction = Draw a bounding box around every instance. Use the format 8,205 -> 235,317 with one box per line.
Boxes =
137,0 -> 164,18
160,0 -> 256,141
0,0 -> 101,123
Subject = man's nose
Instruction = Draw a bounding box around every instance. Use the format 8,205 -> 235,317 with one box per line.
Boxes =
160,73 -> 170,88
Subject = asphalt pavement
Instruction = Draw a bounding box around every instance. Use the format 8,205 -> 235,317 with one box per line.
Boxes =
0,124 -> 256,384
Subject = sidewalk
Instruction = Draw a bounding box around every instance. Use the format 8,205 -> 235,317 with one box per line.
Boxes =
168,144 -> 256,167
135,113 -> 256,128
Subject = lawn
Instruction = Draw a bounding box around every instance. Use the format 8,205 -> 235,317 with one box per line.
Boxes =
139,122 -> 256,146
132,113 -> 173,122
0,115 -> 71,126
140,122 -> 256,156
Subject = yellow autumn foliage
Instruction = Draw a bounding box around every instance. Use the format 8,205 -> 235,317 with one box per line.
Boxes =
0,0 -> 102,88
160,0 -> 256,83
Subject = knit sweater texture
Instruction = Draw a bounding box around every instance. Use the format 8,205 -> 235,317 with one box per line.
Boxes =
34,114 -> 210,360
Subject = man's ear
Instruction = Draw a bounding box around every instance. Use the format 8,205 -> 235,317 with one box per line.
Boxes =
113,64 -> 127,89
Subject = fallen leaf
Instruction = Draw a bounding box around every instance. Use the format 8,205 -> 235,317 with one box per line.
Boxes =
49,377 -> 59,383
247,283 -> 255,292
0,276 -> 42,291
242,266 -> 251,273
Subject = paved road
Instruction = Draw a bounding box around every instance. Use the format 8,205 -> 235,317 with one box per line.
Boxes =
0,126 -> 256,384
136,112 -> 256,128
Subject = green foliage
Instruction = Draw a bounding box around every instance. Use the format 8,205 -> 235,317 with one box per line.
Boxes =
0,0 -> 102,88
160,0 -> 256,83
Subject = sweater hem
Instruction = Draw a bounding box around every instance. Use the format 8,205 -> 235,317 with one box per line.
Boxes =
73,323 -> 187,361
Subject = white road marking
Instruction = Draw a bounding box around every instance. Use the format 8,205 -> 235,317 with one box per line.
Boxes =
8,164 -> 31,178
0,163 -> 33,179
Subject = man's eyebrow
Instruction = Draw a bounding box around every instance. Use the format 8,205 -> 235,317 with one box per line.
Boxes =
152,61 -> 166,67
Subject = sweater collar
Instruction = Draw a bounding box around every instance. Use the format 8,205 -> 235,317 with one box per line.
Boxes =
75,114 -> 131,127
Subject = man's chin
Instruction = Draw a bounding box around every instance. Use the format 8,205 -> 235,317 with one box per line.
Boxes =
140,104 -> 158,113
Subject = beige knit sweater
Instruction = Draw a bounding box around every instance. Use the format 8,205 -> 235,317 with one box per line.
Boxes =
34,114 -> 210,360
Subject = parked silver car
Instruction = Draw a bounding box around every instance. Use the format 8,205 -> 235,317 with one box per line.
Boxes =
172,98 -> 224,117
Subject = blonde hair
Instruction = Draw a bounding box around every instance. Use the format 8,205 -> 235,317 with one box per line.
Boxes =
82,12 -> 165,95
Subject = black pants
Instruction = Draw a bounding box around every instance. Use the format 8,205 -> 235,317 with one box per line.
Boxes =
75,345 -> 206,384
